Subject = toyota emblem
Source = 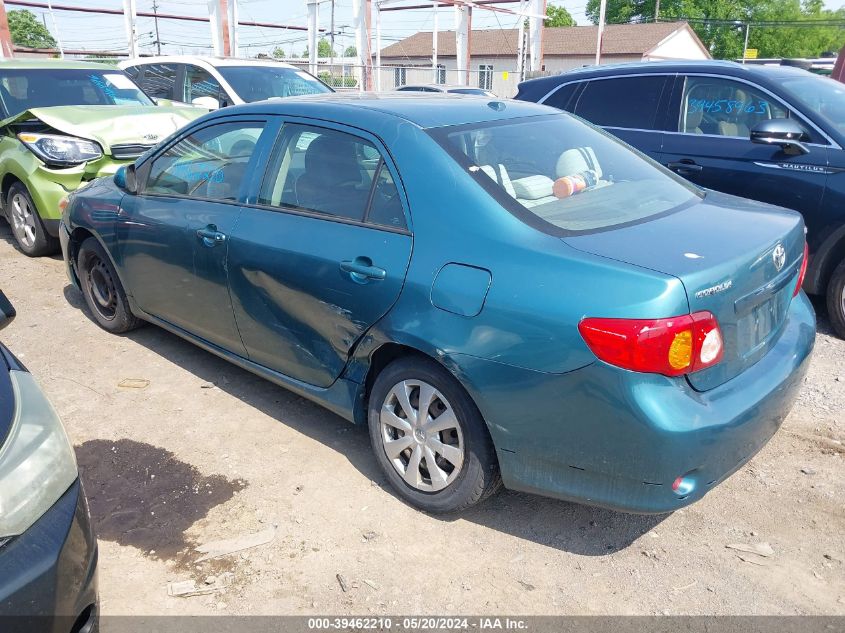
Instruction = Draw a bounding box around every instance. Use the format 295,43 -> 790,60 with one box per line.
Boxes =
772,243 -> 786,272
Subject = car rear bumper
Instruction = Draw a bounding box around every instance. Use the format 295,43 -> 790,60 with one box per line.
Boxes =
0,480 -> 99,633
454,292 -> 816,514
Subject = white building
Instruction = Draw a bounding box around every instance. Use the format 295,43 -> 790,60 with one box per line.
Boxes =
376,22 -> 710,97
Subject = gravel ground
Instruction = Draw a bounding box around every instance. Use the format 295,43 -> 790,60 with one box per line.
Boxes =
0,222 -> 843,618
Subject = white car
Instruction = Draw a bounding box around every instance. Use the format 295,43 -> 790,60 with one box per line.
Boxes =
118,56 -> 332,109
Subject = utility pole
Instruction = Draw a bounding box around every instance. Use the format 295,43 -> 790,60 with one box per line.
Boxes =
742,22 -> 750,63
654,0 -> 660,22
329,0 -> 335,66
46,0 -> 64,57
0,0 -> 13,58
595,0 -> 606,65
152,0 -> 161,54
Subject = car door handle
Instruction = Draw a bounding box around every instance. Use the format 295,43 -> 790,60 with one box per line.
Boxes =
196,225 -> 226,247
667,161 -> 703,175
340,257 -> 386,282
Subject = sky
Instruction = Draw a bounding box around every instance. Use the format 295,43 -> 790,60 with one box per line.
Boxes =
11,0 -> 845,58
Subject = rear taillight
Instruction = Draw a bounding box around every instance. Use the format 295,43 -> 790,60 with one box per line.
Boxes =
578,311 -> 724,377
794,242 -> 809,297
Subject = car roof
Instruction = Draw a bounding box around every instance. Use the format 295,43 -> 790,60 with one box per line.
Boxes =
399,84 -> 483,90
120,55 -> 298,70
212,92 -> 554,129
0,59 -> 114,70
518,60 -> 815,94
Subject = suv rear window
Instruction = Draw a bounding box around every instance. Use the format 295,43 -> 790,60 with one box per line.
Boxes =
431,114 -> 700,234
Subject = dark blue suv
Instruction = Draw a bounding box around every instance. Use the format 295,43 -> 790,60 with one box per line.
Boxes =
516,60 -> 845,338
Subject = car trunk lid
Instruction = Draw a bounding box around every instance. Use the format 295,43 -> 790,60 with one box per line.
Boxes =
563,191 -> 806,391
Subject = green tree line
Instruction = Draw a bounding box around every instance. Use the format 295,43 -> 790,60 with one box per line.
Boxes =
584,0 -> 844,59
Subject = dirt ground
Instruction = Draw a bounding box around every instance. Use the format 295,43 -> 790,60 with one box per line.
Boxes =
1,221 -> 843,618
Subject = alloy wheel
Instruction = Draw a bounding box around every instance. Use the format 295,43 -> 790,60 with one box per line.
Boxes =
86,257 -> 118,321
379,379 -> 464,492
9,193 -> 37,248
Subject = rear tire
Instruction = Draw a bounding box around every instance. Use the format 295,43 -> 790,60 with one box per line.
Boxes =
827,259 -> 845,340
6,182 -> 58,257
77,237 -> 142,334
368,356 -> 501,513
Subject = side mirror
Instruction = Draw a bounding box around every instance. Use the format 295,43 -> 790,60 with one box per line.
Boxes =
192,96 -> 220,110
114,164 -> 138,194
751,119 -> 810,155
0,291 -> 15,332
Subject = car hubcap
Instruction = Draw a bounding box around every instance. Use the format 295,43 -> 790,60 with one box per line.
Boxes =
86,258 -> 117,320
9,193 -> 36,248
379,379 -> 464,492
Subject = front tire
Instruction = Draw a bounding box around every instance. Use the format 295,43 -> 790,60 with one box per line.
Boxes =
77,237 -> 142,334
368,356 -> 501,513
827,259 -> 845,339
6,182 -> 58,257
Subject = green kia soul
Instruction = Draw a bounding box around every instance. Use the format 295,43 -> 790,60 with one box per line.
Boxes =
0,59 -> 203,256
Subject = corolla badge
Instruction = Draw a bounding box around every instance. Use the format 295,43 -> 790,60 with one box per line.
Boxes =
772,243 -> 786,272
142,133 -> 159,141
695,280 -> 733,299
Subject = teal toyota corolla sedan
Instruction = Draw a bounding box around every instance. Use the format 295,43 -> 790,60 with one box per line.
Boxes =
59,94 -> 815,514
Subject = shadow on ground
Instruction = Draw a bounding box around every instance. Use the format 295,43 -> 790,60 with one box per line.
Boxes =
63,284 -> 720,555
76,438 -> 247,561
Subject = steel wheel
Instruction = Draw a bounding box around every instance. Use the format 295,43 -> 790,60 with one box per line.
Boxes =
9,192 -> 37,248
379,379 -> 464,492
85,256 -> 118,321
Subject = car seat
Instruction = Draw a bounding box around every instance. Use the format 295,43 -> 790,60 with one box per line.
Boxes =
684,108 -> 704,134
718,88 -> 751,137
294,134 -> 367,218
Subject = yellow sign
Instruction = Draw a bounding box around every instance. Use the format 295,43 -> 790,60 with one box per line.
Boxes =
502,71 -> 509,80
745,48 -> 758,59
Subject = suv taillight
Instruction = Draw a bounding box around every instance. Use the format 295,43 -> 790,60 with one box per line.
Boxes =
578,311 -> 724,377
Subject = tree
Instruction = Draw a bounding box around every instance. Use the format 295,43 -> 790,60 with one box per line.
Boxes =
344,45 -> 358,57
302,38 -> 336,58
7,9 -> 57,49
546,3 -> 577,26
584,0 -> 845,59
272,47 -> 286,58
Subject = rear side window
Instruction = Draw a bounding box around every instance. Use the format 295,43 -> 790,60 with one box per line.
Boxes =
259,124 -> 406,228
123,65 -> 141,81
145,121 -> 264,201
542,82 -> 579,111
679,76 -> 789,137
142,63 -> 178,100
573,76 -> 667,129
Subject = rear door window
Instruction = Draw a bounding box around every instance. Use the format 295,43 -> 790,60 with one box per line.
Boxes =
573,76 -> 668,130
141,63 -> 179,100
258,124 -> 406,228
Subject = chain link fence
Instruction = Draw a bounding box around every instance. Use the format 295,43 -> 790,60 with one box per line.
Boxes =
290,62 -> 523,98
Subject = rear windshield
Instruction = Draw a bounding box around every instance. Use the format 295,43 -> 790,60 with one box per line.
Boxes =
430,114 -> 701,233
217,66 -> 332,102
0,68 -> 152,117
